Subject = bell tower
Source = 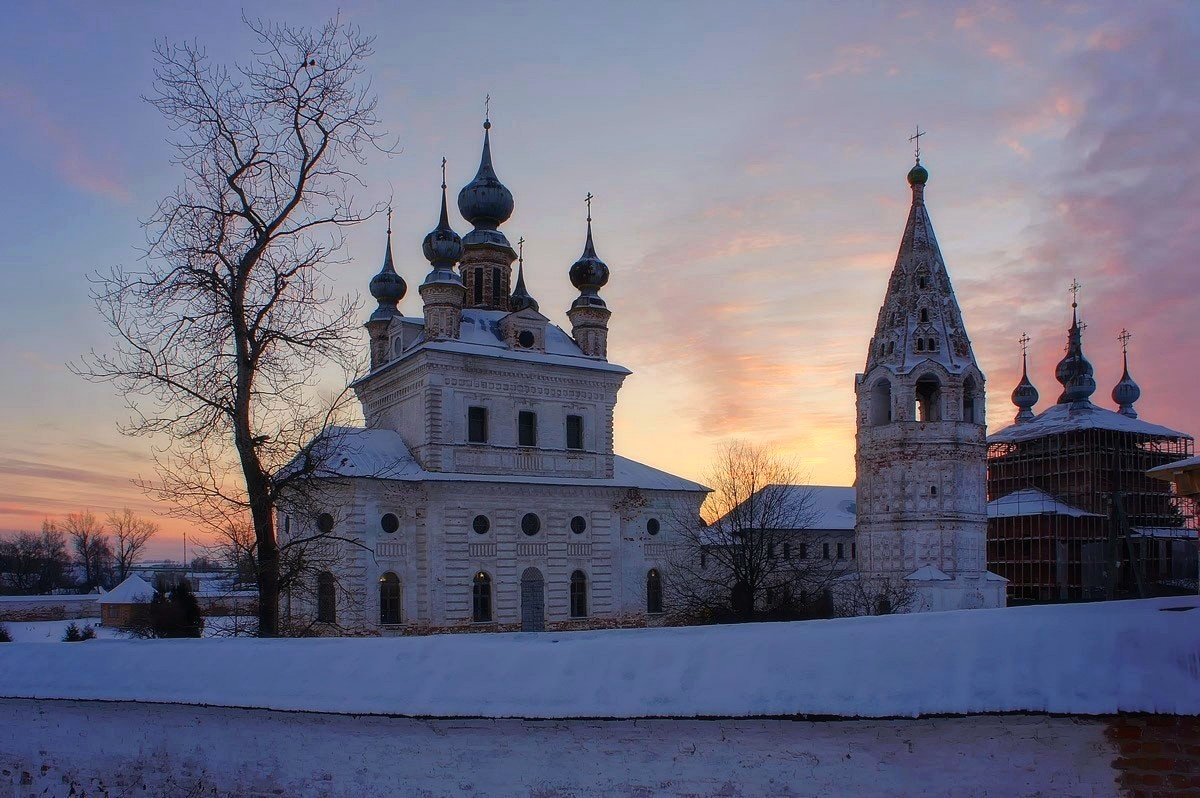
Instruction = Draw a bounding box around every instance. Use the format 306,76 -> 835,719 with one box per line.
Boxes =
853,143 -> 1005,612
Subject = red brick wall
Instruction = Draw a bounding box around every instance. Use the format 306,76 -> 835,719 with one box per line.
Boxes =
1108,715 -> 1200,797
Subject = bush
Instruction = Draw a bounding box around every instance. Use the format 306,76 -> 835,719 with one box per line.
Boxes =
0,624 -> 11,643
62,622 -> 97,642
135,581 -> 204,638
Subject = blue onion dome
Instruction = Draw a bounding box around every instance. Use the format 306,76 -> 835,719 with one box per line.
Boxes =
457,120 -> 514,231
569,217 -> 610,307
1112,352 -> 1141,418
509,242 -> 539,313
1012,351 -> 1039,422
1055,304 -> 1096,404
369,220 -> 406,317
422,177 -> 463,267
907,161 -> 929,186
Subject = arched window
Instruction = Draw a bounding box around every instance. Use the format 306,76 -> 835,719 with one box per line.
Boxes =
870,378 -> 892,426
916,338 -> 924,352
646,569 -> 664,614
317,571 -> 336,624
962,375 -> 979,423
920,308 -> 930,323
569,570 -> 588,618
915,374 -> 942,422
379,572 -> 401,625
472,572 -> 492,623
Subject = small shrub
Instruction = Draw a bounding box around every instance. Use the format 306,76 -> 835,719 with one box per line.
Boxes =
62,622 -> 97,642
131,581 -> 204,639
0,624 -> 11,643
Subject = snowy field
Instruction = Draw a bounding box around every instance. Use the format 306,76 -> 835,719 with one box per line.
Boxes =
0,597 -> 1196,719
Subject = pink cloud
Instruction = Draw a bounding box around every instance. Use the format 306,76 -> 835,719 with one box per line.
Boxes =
0,84 -> 130,202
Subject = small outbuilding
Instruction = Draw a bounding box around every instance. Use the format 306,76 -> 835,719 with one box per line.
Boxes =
98,575 -> 156,629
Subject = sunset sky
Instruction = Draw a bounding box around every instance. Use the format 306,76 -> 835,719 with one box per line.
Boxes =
1,1 -> 1196,559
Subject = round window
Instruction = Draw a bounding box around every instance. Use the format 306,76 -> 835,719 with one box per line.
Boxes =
521,513 -> 541,536
570,515 -> 587,534
473,515 -> 490,535
380,513 -> 400,534
517,330 -> 535,348
646,518 -> 660,536
317,513 -> 335,534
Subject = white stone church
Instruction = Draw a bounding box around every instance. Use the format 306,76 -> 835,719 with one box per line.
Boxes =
281,118 -> 707,633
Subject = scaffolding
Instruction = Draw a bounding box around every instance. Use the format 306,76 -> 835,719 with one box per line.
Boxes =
987,425 -> 1195,604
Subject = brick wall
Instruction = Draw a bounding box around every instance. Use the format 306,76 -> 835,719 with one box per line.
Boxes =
1108,715 -> 1200,797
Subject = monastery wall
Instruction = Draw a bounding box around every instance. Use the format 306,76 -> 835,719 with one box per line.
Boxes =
0,699 -> 1152,797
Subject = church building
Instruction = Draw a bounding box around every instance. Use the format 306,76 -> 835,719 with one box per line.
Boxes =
853,155 -> 1007,611
281,117 -> 707,633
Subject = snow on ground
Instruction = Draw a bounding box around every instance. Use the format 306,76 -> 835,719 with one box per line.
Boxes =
1,616 -> 257,642
0,597 -> 1197,719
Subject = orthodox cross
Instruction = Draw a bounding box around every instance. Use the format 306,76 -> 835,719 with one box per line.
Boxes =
1118,328 -> 1132,354
585,192 -> 594,222
1069,278 -> 1082,308
441,156 -> 447,190
909,125 -> 926,163
1019,332 -> 1030,357
386,205 -> 392,235
517,236 -> 525,265
485,94 -> 491,123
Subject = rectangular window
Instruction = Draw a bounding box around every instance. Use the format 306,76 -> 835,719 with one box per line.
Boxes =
767,543 -> 776,560
837,542 -> 845,560
822,542 -> 830,560
473,269 -> 484,304
468,406 -> 488,443
851,542 -> 857,560
799,543 -> 808,559
783,543 -> 792,560
518,411 -> 537,447
566,415 -> 584,450
491,268 -> 502,302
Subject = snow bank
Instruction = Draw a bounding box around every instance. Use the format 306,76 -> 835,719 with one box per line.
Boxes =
1,597 -> 1197,719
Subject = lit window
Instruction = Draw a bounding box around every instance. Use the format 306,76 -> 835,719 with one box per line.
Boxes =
468,406 -> 488,443
646,569 -> 663,615
472,572 -> 492,622
570,570 -> 588,618
379,572 -> 401,625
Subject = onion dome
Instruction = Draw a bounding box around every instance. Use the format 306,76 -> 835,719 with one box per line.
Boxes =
1055,298 -> 1096,405
907,162 -> 929,186
569,202 -> 610,309
1112,331 -> 1141,418
369,214 -> 406,321
457,117 -> 514,236
1011,343 -> 1039,423
422,168 -> 463,267
509,238 -> 539,313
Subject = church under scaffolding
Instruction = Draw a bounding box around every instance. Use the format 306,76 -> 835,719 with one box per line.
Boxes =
986,312 -> 1196,604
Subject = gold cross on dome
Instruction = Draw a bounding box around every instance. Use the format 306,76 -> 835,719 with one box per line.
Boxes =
1118,328 -> 1132,353
909,125 -> 926,163
1069,278 -> 1082,307
1019,332 -> 1030,356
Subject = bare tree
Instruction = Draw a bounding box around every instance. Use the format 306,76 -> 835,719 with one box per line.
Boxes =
106,508 -> 159,581
667,440 -> 846,622
0,522 -> 73,595
74,16 -> 389,636
63,511 -> 114,590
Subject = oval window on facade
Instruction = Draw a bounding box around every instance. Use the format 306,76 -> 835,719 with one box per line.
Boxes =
646,518 -> 660,536
521,513 -> 541,536
317,513 -> 335,534
473,515 -> 490,535
518,330 -> 535,348
570,515 -> 587,534
381,513 -> 400,534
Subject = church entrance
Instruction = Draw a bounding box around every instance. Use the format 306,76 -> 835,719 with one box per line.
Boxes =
520,567 -> 545,632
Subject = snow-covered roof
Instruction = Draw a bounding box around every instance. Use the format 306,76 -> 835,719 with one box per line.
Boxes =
355,310 -> 630,387
1131,526 -> 1198,539
905,565 -> 951,581
98,575 -> 155,605
1148,454 -> 1200,477
986,489 -> 1100,519
283,426 -> 707,493
989,401 -> 1190,445
4,595 -> 1194,718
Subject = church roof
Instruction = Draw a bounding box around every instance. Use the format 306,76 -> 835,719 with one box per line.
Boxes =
986,489 -> 1100,519
864,162 -> 978,377
354,309 -> 630,387
283,426 -> 708,493
988,401 -> 1190,444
